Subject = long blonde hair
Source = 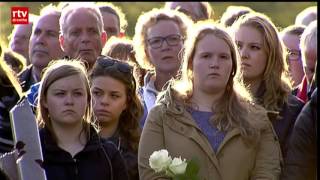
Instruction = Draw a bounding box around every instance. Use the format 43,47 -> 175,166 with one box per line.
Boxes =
172,21 -> 258,143
232,12 -> 292,112
37,59 -> 93,143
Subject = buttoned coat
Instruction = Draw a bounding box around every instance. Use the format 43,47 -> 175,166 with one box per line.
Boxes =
138,87 -> 282,180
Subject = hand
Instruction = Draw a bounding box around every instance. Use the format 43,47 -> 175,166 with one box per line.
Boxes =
0,150 -> 19,180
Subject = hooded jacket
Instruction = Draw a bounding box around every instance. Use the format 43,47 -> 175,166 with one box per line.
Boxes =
138,85 -> 282,180
40,126 -> 129,180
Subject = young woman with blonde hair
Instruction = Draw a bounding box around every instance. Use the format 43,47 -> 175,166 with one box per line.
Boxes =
231,12 -> 304,159
138,21 -> 281,180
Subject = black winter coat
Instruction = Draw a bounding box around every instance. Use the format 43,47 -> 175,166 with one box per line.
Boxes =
18,65 -> 37,92
270,94 -> 305,159
281,89 -> 317,180
40,127 -> 129,180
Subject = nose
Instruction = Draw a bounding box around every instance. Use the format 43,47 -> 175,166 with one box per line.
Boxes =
81,32 -> 90,44
12,37 -> 21,45
160,39 -> 172,51
100,95 -> 110,106
65,94 -> 74,105
239,46 -> 249,60
209,56 -> 219,69
34,33 -> 46,45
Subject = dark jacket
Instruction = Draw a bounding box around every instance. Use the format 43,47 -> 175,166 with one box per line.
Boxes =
108,134 -> 139,180
281,89 -> 317,180
257,84 -> 304,159
270,94 -> 305,159
18,65 -> 37,92
0,78 -> 20,153
40,127 -> 129,180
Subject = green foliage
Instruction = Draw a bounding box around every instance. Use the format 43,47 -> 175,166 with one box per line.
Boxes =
173,158 -> 200,180
0,2 -> 317,46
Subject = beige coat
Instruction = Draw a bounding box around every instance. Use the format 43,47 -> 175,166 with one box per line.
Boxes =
138,88 -> 282,180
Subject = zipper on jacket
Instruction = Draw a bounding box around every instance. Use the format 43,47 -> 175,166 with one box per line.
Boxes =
73,158 -> 79,179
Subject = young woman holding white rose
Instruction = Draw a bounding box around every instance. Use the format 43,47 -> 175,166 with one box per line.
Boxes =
138,21 -> 282,180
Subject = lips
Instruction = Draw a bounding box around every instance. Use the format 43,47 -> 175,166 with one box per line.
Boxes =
208,72 -> 220,77
241,63 -> 251,67
79,49 -> 93,53
161,56 -> 174,60
62,109 -> 75,114
95,110 -> 111,117
33,49 -> 48,55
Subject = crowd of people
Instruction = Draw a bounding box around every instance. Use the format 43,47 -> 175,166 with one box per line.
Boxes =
0,2 -> 317,180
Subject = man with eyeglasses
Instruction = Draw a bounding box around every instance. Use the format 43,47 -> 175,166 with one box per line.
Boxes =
280,24 -> 306,87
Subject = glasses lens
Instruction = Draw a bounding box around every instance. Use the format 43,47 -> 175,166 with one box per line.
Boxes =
166,35 -> 182,46
118,63 -> 132,74
287,50 -> 301,61
99,58 -> 115,67
148,38 -> 162,49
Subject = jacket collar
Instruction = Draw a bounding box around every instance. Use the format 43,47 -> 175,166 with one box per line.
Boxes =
143,71 -> 159,95
158,84 -> 242,172
40,126 -> 102,155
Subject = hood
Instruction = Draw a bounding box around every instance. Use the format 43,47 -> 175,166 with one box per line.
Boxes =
156,81 -> 185,116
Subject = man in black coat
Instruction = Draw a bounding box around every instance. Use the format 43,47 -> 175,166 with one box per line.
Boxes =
281,88 -> 317,180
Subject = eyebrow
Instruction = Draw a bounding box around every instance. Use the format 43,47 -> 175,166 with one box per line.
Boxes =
92,87 -> 122,94
52,88 -> 84,91
249,42 -> 263,46
236,40 -> 262,45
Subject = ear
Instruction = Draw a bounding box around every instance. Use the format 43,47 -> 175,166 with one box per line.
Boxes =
59,35 -> 65,51
101,31 -> 107,47
42,98 -> 48,109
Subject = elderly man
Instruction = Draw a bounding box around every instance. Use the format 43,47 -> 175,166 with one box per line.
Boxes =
293,20 -> 317,102
59,3 -> 107,71
18,5 -> 64,92
25,4 -> 107,108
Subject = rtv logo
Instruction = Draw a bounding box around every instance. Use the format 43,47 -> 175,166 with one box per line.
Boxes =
11,7 -> 29,24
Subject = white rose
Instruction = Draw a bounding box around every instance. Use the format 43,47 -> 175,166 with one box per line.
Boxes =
149,149 -> 172,172
168,157 -> 187,175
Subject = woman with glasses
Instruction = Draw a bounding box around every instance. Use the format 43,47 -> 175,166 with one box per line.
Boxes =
138,21 -> 281,180
90,56 -> 143,180
133,8 -> 193,127
231,12 -> 304,160
37,59 -> 128,180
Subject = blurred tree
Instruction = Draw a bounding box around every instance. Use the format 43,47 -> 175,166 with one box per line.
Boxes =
0,2 -> 317,47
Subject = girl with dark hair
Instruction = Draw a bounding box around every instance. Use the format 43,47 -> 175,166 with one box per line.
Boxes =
90,56 -> 143,180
